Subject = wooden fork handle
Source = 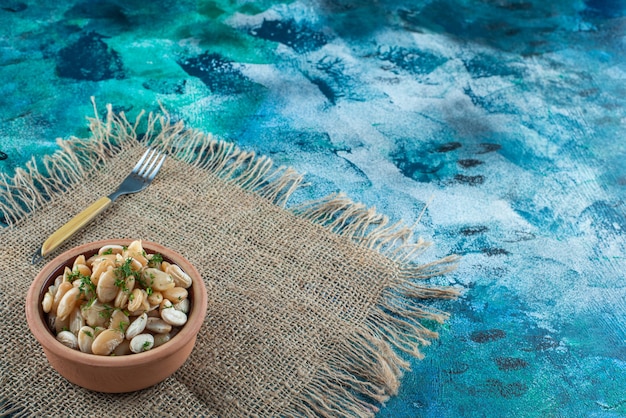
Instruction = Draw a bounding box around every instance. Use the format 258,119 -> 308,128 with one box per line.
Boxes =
40,196 -> 112,257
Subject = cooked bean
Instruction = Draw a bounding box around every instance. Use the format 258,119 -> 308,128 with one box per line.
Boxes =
125,313 -> 148,340
147,291 -> 163,306
81,300 -> 110,328
112,339 -> 132,356
162,287 -> 188,304
114,289 -> 128,309
91,258 -> 114,283
160,260 -> 171,272
142,268 -> 175,291
52,312 -> 69,334
98,244 -> 124,255
113,275 -> 136,309
161,306 -> 188,327
42,292 -> 53,313
56,330 -> 78,349
53,274 -> 63,289
153,333 -> 171,348
174,298 -> 190,314
109,309 -> 130,334
74,263 -> 91,278
57,286 -> 82,321
93,326 -> 106,338
52,281 -> 73,312
160,298 -> 173,311
87,253 -> 117,267
166,264 -> 193,289
146,317 -> 172,334
146,307 -> 162,318
127,288 -> 144,312
130,333 -> 154,354
69,306 -> 85,334
78,326 -> 95,354
125,240 -> 148,267
91,329 -> 124,356
62,267 -> 73,282
96,267 -> 118,303
73,254 -> 86,268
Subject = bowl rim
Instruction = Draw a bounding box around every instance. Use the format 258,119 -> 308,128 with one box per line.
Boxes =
25,239 -> 208,367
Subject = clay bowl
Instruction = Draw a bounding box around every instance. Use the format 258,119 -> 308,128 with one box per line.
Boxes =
25,239 -> 208,393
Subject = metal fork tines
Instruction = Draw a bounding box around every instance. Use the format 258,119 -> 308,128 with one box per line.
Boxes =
109,148 -> 167,201
33,147 -> 167,263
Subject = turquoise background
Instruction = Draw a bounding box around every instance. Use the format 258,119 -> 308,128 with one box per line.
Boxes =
1,1 -> 625,416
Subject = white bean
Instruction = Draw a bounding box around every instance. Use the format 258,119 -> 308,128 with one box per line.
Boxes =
78,326 -> 95,354
56,330 -> 78,349
173,298 -> 190,314
42,292 -> 53,313
142,268 -> 175,291
69,307 -> 85,334
125,313 -> 148,340
161,306 -> 188,327
96,267 -> 118,303
57,287 -> 82,321
166,264 -> 193,289
146,317 -> 172,334
153,333 -> 171,348
162,287 -> 188,304
98,244 -> 124,255
91,329 -> 124,356
130,334 -> 154,353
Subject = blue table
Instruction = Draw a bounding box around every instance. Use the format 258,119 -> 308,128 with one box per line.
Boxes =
2,1 -> 624,416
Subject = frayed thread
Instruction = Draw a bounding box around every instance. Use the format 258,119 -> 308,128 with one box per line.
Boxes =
0,99 -> 304,226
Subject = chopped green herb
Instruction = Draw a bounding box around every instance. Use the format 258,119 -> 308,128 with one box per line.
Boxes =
82,330 -> 93,338
98,304 -> 114,319
148,253 -> 164,268
118,321 -> 129,333
102,248 -> 113,255
142,340 -> 151,351
114,257 -> 141,290
77,275 -> 96,301
66,269 -> 84,283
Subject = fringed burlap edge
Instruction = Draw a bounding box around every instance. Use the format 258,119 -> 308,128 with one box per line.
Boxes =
0,98 -> 459,418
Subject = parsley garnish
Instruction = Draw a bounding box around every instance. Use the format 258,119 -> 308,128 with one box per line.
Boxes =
148,253 -> 164,268
113,258 -> 141,293
98,304 -> 114,319
118,321 -> 129,333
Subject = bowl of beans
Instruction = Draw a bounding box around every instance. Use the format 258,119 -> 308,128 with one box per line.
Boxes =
25,239 -> 208,393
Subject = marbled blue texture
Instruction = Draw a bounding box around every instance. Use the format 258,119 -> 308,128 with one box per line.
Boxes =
1,1 -> 625,416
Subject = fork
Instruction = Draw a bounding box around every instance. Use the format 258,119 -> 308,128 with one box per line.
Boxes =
32,148 -> 167,264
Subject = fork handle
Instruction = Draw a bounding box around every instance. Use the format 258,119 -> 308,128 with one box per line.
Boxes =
40,196 -> 112,257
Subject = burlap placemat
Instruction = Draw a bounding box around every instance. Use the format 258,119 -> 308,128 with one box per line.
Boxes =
0,103 -> 458,417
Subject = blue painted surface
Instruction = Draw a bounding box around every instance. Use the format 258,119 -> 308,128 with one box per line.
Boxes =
1,1 -> 625,416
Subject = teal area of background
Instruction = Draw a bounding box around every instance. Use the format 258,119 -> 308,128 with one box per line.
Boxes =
1,0 -> 625,416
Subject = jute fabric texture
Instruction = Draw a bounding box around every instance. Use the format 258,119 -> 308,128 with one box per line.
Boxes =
0,104 -> 458,417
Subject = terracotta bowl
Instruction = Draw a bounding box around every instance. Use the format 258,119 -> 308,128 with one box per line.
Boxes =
25,239 -> 208,393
